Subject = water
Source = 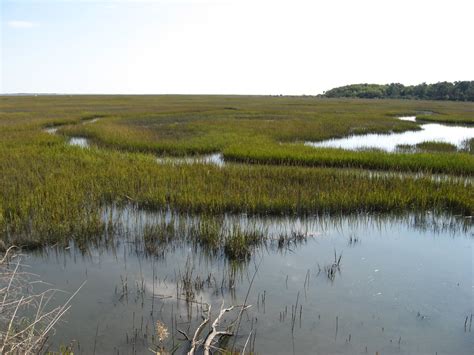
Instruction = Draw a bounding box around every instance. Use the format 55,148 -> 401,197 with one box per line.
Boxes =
306,117 -> 474,152
83,118 -> 100,124
43,126 -> 90,148
43,117 -> 101,149
44,127 -> 59,134
69,137 -> 89,148
398,116 -> 417,122
156,153 -> 225,167
22,209 -> 472,354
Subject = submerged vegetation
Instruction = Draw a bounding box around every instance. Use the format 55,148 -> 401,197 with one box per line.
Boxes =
0,95 -> 473,250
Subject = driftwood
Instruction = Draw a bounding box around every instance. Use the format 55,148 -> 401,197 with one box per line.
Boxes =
187,301 -> 251,355
187,303 -> 211,355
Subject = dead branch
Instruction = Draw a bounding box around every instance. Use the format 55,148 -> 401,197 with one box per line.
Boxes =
186,300 -> 251,355
187,303 -> 211,355
203,301 -> 235,355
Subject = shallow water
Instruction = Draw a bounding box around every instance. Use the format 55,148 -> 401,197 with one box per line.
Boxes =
23,210 -> 473,354
44,127 -> 59,134
156,153 -> 225,167
43,117 -> 100,149
83,118 -> 100,124
69,137 -> 89,148
398,116 -> 417,122
306,117 -> 474,151
361,170 -> 473,186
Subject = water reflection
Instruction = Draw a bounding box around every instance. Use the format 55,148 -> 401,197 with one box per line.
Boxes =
44,127 -> 59,134
24,208 -> 472,354
306,117 -> 474,151
69,137 -> 89,148
398,116 -> 417,122
156,153 -> 224,167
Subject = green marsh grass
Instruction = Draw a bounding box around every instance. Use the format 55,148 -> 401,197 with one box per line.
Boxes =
190,215 -> 223,252
399,140 -> 473,154
0,95 -> 473,249
415,141 -> 458,152
45,96 -> 474,174
1,138 -> 471,249
223,224 -> 265,261
223,142 -> 474,175
416,113 -> 474,124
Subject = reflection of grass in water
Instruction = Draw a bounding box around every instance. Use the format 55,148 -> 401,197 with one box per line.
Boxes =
397,140 -> 474,154
143,219 -> 178,255
142,216 -> 269,264
415,141 -> 458,152
461,138 -> 474,154
396,144 -> 417,153
396,141 -> 459,153
277,231 -> 308,250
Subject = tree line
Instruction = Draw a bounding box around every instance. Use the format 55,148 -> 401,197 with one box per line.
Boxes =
323,81 -> 474,101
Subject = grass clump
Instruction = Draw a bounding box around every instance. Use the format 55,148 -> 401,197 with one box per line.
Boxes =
190,215 -> 222,252
395,141 -> 459,153
415,141 -> 458,152
224,225 -> 265,261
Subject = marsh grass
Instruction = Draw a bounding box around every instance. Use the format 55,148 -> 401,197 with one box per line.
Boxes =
1,139 -> 472,250
1,96 -> 473,249
397,140 -> 471,154
190,215 -> 223,252
413,141 -> 457,153
417,141 -> 458,152
460,138 -> 474,154
223,142 -> 474,175
416,113 -> 474,124
223,225 -> 265,261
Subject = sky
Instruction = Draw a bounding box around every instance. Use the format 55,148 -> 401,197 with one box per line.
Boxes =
1,0 -> 473,95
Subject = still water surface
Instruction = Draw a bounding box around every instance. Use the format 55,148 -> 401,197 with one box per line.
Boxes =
307,117 -> 474,151
25,210 -> 472,354
156,153 -> 224,166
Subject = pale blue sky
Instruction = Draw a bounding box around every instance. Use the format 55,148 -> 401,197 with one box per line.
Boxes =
1,0 -> 473,94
